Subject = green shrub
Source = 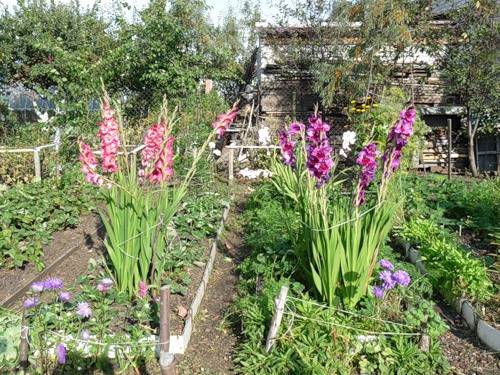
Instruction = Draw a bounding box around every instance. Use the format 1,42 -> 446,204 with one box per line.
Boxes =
399,218 -> 493,302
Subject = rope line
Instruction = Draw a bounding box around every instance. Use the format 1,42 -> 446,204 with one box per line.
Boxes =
46,329 -> 169,348
282,306 -> 420,337
287,296 -> 414,328
297,200 -> 384,232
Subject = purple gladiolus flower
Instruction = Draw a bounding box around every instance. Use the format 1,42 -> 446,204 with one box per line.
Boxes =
56,343 -> 67,364
76,302 -> 92,318
355,143 -> 379,206
59,291 -> 72,302
373,286 -> 385,299
81,329 -> 91,340
23,297 -> 39,309
43,278 -> 64,290
392,270 -> 411,287
31,281 -> 45,293
305,116 -> 333,187
288,122 -> 305,136
379,259 -> 394,271
279,130 -> 297,168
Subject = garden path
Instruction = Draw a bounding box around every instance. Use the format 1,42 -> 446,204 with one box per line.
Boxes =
177,191 -> 248,374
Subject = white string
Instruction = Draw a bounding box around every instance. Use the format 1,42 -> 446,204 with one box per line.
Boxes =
47,329 -> 169,348
282,306 -> 420,337
298,200 -> 384,232
287,296 -> 414,328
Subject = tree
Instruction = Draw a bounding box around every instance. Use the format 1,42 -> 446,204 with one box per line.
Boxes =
274,0 -> 432,109
440,0 -> 499,176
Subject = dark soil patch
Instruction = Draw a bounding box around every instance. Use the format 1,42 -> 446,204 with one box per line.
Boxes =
0,213 -> 105,307
177,192 -> 249,375
437,301 -> 499,374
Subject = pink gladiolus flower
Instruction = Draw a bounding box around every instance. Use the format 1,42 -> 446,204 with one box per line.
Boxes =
98,100 -> 120,173
140,123 -> 166,176
212,104 -> 239,138
79,141 -> 103,186
138,281 -> 148,298
148,136 -> 175,183
306,116 -> 333,187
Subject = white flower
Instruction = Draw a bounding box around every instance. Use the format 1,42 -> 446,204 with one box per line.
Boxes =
208,142 -> 216,149
258,127 -> 271,146
213,149 -> 221,156
340,131 -> 357,157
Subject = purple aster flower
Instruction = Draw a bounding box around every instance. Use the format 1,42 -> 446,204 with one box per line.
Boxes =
43,278 -> 64,290
31,281 -> 45,293
379,259 -> 394,271
392,270 -> 411,287
76,302 -> 92,318
379,270 -> 396,290
373,286 -> 385,299
59,291 -> 72,302
81,329 -> 91,340
56,343 -> 67,364
23,297 -> 39,309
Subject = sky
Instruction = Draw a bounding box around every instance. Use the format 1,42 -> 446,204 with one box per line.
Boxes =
0,0 -> 287,24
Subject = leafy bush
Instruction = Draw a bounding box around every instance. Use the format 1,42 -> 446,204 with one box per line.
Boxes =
232,184 -> 449,374
401,173 -> 500,238
0,170 -> 96,269
399,218 -> 493,302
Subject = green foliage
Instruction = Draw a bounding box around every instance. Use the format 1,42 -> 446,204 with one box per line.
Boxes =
0,170 -> 96,269
349,87 -> 430,168
401,173 -> 500,238
233,184 -> 449,374
276,0 -> 432,107
440,0 -> 499,133
399,218 -> 493,302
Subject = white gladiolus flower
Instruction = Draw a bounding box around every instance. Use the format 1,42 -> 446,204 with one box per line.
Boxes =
340,131 -> 357,157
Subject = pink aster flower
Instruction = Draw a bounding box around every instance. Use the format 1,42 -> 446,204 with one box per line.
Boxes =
97,100 -> 121,173
76,302 -> 92,318
138,280 -> 148,298
79,141 -> 103,186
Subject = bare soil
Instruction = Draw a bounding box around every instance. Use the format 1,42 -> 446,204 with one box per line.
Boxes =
437,301 -> 499,374
0,213 -> 105,307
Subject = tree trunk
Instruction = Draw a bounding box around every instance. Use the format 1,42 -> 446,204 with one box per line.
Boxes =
467,113 -> 479,177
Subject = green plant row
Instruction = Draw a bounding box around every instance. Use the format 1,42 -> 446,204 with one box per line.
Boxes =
232,183 -> 450,374
398,217 -> 493,302
0,170 -> 97,270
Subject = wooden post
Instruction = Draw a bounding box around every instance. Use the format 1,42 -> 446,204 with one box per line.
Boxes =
19,313 -> 29,369
228,148 -> 234,182
447,118 -> 452,179
159,286 -> 176,375
33,148 -> 41,180
265,285 -> 289,353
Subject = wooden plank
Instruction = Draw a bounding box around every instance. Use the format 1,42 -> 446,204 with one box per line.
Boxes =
265,286 -> 289,352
